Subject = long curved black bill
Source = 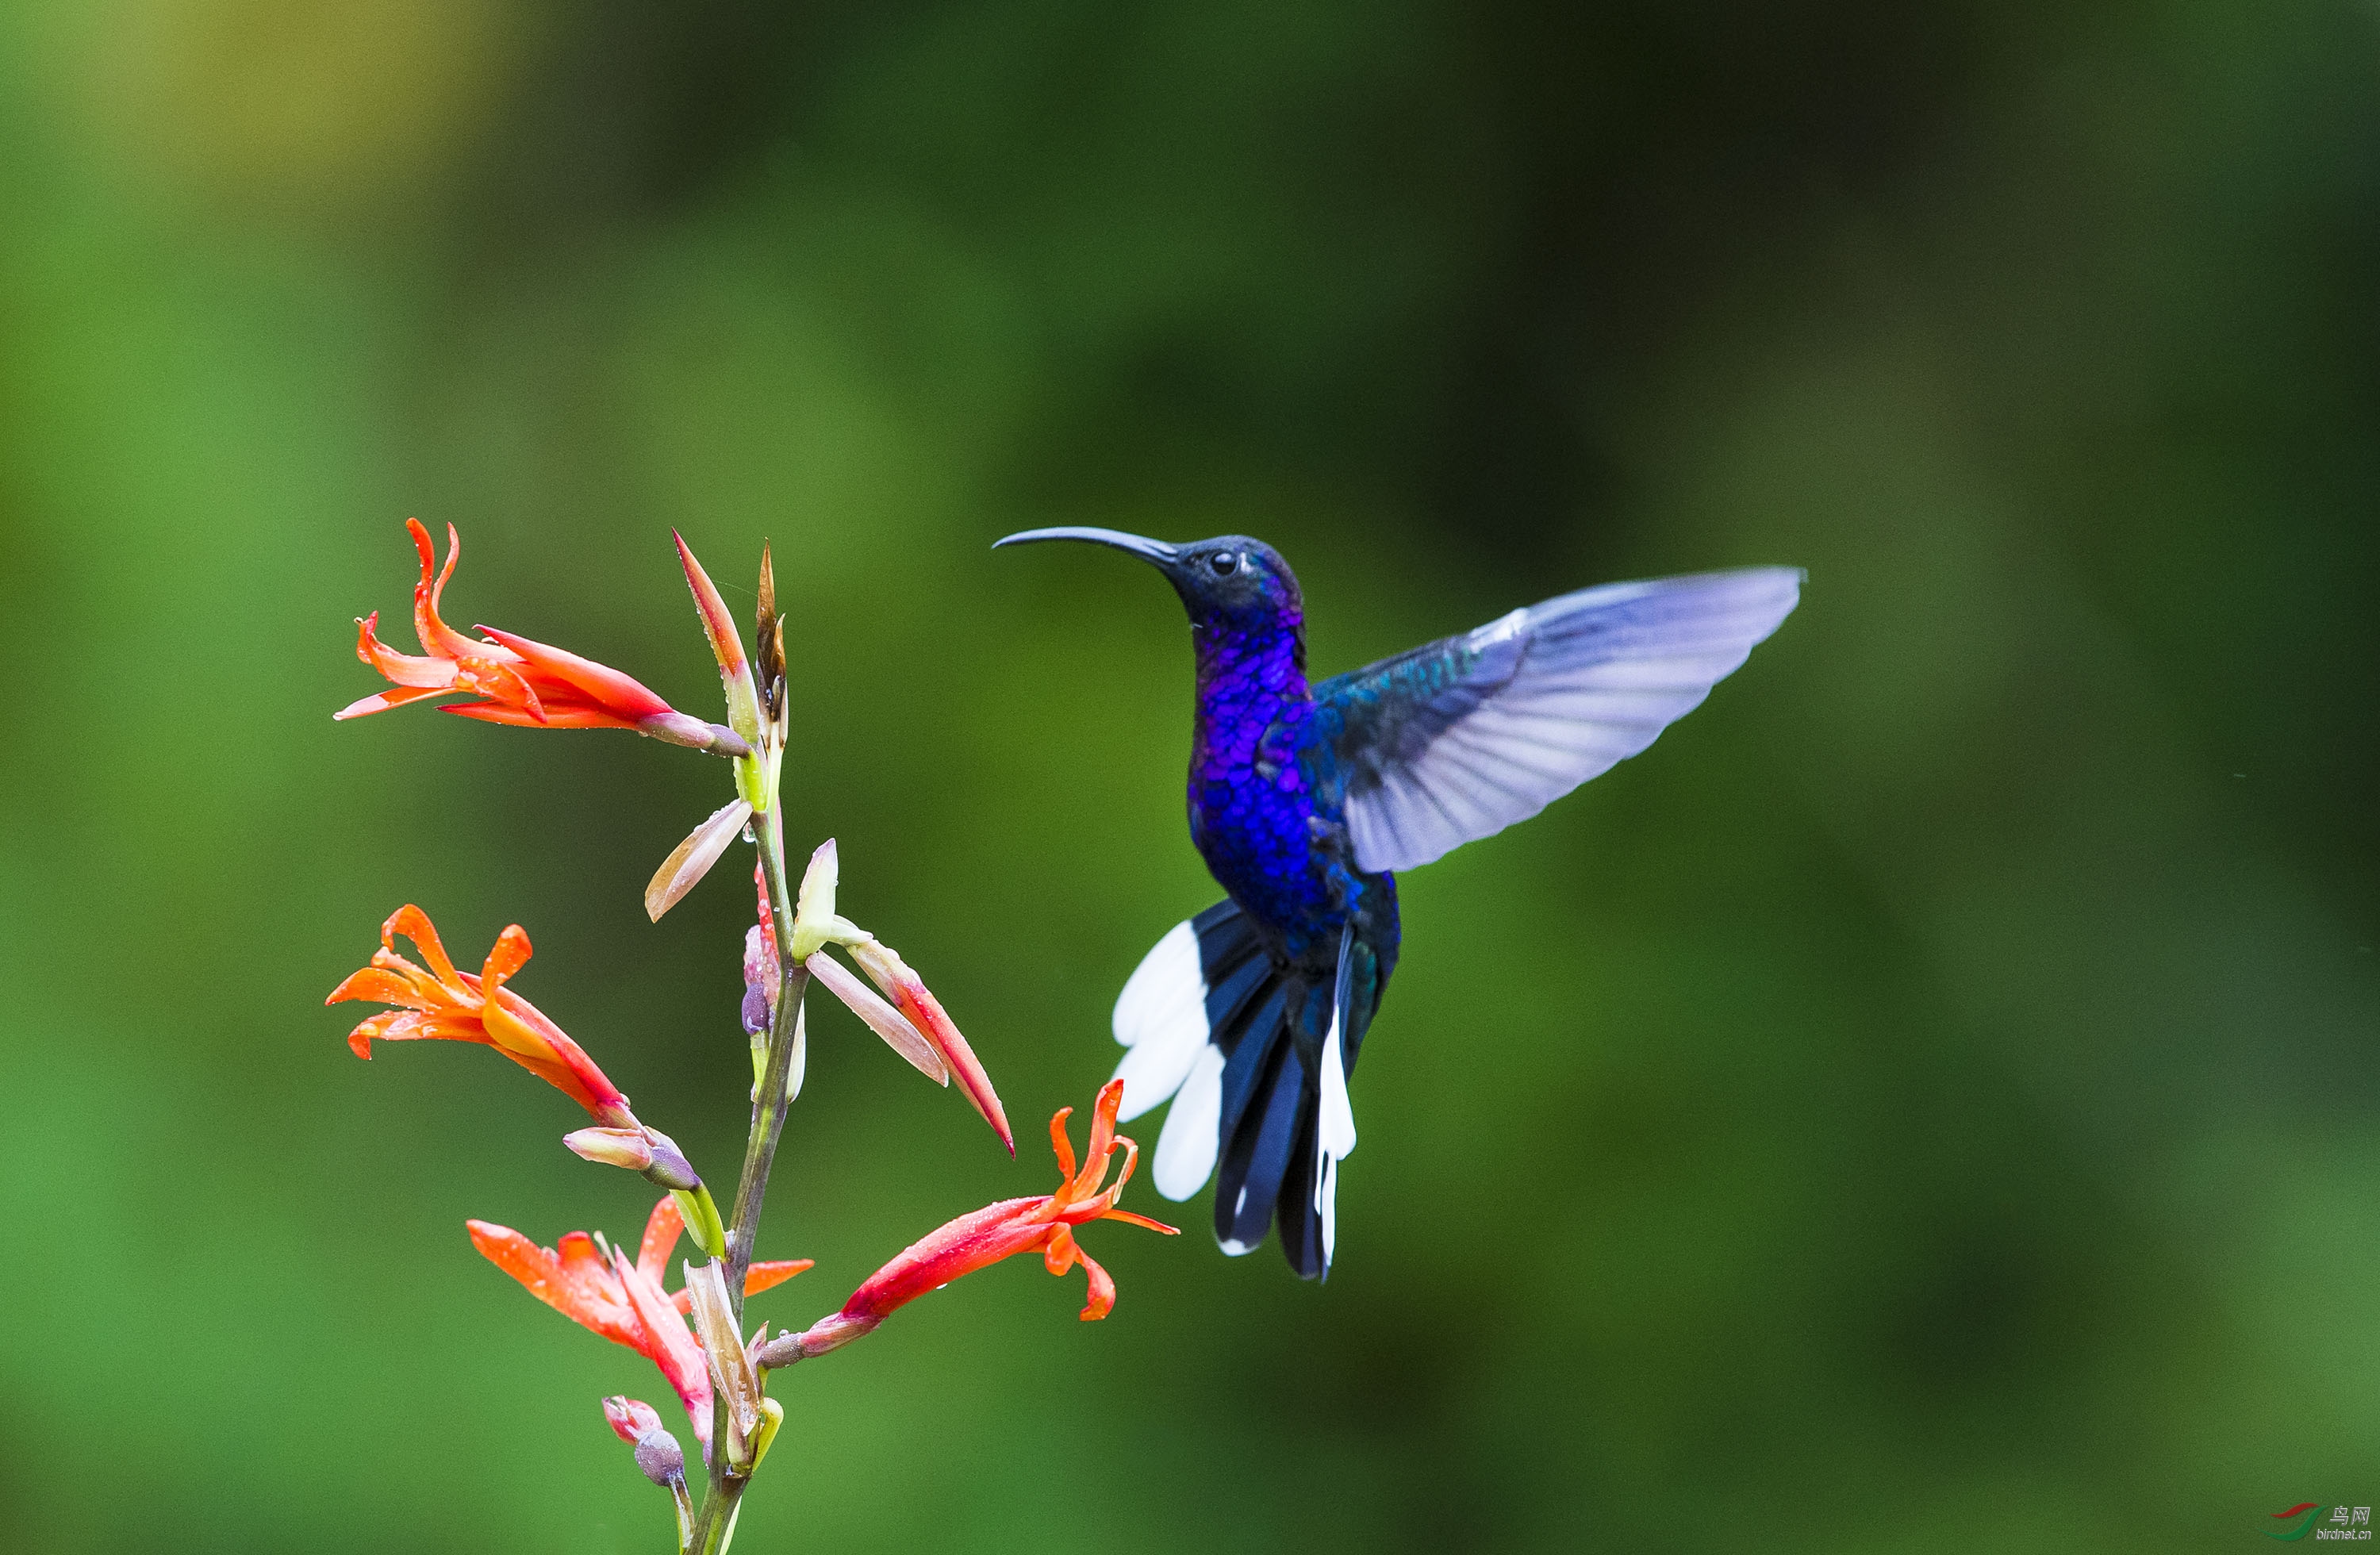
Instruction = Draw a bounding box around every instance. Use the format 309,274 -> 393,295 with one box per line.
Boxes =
992,527 -> 1180,565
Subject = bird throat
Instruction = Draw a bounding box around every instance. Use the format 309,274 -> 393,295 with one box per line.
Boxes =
1187,612 -> 1308,769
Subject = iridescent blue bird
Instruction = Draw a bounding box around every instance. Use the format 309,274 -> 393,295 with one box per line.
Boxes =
995,528 -> 1801,1278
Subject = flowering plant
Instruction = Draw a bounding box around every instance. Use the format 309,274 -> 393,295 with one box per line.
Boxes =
328,523 -> 1172,1552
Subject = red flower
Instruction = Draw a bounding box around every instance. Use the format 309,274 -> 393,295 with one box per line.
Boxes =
469,1195 -> 809,1448
337,519 -> 744,756
767,1080 -> 1174,1362
328,904 -> 636,1128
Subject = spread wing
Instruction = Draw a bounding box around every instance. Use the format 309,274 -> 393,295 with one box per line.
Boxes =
1316,567 -> 1802,873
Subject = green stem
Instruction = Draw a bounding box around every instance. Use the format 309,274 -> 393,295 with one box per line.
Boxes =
688,804 -> 808,1555
729,804 -> 809,1310
695,1485 -> 743,1555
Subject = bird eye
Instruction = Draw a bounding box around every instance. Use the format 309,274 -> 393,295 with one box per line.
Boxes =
1210,553 -> 1239,576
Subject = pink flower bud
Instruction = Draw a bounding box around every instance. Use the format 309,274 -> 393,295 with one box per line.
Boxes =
604,1396 -> 664,1445
674,531 -> 762,746
566,1127 -> 654,1172
845,939 -> 1012,1154
602,1397 -> 685,1488
753,1312 -> 878,1369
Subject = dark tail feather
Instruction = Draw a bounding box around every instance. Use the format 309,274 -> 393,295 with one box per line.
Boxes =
1192,900 -> 1310,1266
1191,897 -> 1288,1131
1215,1034 -> 1307,1258
1177,899 -> 1342,1278
1215,967 -> 1354,1279
1269,978 -> 1338,1280
1214,981 -> 1286,1133
1275,1104 -> 1326,1279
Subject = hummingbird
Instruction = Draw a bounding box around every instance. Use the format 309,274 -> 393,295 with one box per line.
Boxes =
995,528 -> 1801,1278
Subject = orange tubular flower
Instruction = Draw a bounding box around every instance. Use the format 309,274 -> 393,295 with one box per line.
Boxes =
468,1196 -> 810,1449
763,1080 -> 1175,1365
328,904 -> 638,1128
337,519 -> 747,757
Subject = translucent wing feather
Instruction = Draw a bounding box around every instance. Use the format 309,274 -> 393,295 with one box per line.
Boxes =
1319,567 -> 1802,872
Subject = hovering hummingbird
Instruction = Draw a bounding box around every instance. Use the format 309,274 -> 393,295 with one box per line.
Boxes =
996,528 -> 1801,1278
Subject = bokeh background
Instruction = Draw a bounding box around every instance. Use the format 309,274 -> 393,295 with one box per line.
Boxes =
2,1 -> 2376,1549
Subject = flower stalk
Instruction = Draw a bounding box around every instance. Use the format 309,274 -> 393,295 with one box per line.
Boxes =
686,793 -> 808,1553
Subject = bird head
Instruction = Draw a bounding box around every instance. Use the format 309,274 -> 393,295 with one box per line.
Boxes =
992,528 -> 1302,630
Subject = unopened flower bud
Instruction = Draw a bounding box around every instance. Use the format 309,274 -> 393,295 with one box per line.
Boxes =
604,1396 -> 687,1489
845,938 -> 1012,1153
674,532 -> 762,735
754,1311 -> 880,1369
633,1426 -> 686,1488
562,1126 -> 703,1192
604,1396 -> 664,1444
566,1127 -> 654,1172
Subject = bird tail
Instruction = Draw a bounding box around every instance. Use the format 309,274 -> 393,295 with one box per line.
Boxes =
1110,899 -> 1336,1279
1215,986 -> 1328,1277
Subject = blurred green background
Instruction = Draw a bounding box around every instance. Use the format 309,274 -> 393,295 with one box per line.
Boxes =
2,1 -> 2375,1550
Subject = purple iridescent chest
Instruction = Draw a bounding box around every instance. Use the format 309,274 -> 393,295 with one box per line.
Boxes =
1184,618 -> 1350,965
